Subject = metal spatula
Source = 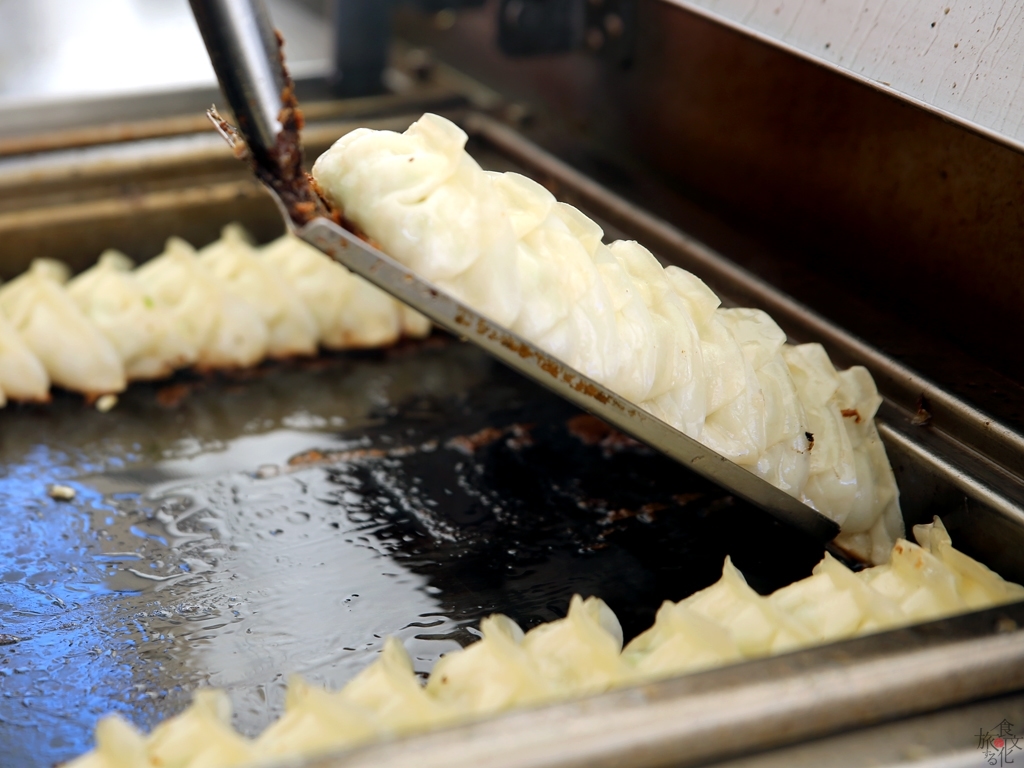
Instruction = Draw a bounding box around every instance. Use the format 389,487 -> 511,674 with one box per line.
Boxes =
188,0 -> 840,544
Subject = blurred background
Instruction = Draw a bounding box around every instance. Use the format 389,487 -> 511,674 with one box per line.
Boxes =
0,0 -> 1022,412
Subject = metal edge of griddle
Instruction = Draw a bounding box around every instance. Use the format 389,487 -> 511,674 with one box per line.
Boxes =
300,600 -> 1024,768
458,113 -> 1024,525
294,217 -> 839,544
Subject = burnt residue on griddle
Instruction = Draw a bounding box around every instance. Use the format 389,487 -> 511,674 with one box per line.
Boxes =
0,336 -> 824,766
312,392 -> 826,641
207,31 -> 340,229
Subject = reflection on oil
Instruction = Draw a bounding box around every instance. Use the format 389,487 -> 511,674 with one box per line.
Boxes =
0,338 -> 823,768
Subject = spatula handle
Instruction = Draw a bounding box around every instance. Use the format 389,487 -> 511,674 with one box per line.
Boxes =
189,0 -> 286,161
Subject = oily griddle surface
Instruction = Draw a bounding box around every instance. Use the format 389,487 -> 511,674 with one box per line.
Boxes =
0,336 -> 823,768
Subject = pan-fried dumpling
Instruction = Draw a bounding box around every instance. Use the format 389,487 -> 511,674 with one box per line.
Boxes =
145,689 -> 256,768
0,260 -> 125,396
623,599 -> 742,680
425,614 -> 552,715
914,517 -> 1024,608
831,367 -> 904,563
611,241 -> 708,438
810,551 -> 906,634
682,557 -> 814,656
487,172 -> 571,343
769,563 -> 866,641
312,114 -> 523,326
256,676 -> 379,759
522,595 -> 626,696
340,637 -> 454,731
857,538 -> 966,621
0,311 -> 49,403
261,233 -> 430,349
199,224 -> 318,359
488,173 -> 619,389
698,315 -> 767,465
62,715 -> 147,768
135,238 -> 269,370
783,343 -> 858,526
67,250 -> 191,380
718,308 -> 809,495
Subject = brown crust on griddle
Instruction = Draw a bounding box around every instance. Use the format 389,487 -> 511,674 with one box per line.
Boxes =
207,31 -> 351,230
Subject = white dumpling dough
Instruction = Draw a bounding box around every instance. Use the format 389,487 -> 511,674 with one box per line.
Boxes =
783,344 -> 859,525
623,599 -> 742,680
698,314 -> 766,465
67,250 -> 192,381
135,237 -> 269,370
682,556 -> 814,656
831,366 -> 904,563
425,614 -> 552,715
718,308 -> 810,494
522,595 -> 626,695
261,233 -> 430,349
340,637 -> 454,731
0,260 -> 125,396
256,677 -> 379,760
612,241 -> 708,438
487,173 -> 616,390
63,715 -> 147,768
199,224 -> 318,359
0,311 -> 49,403
914,516 -> 1024,608
312,113 -> 523,326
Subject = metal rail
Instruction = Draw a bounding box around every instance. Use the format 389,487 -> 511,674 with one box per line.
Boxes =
306,601 -> 1024,768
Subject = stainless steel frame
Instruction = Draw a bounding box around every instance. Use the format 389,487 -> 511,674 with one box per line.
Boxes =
306,601 -> 1024,768
3,101 -> 1024,768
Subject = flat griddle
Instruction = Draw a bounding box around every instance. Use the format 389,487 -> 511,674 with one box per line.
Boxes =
0,336 -> 823,767
2,69 -> 1024,768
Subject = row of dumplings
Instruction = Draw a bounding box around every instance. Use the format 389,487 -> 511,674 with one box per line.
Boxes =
68,518 -> 1024,768
311,114 -> 902,564
0,224 -> 431,403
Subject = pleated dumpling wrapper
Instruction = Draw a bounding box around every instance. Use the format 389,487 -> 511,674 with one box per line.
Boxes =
682,556 -> 815,657
311,113 -> 523,326
521,595 -> 627,697
256,676 -> 380,760
610,240 -> 708,439
860,517 -> 1024,623
718,308 -> 810,496
0,260 -> 125,396
623,600 -> 742,681
261,233 -> 430,349
135,237 -> 269,370
62,714 -> 147,768
65,690 -> 256,768
768,552 -> 904,642
0,310 -> 49,403
67,250 -> 192,381
484,171 -> 620,396
914,516 -> 1024,609
831,366 -> 904,564
783,344 -> 861,522
425,614 -> 553,716
199,224 -> 319,358
340,636 -> 455,732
